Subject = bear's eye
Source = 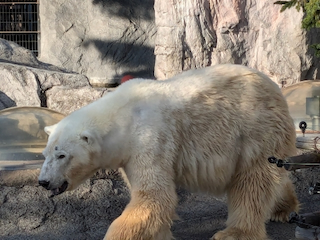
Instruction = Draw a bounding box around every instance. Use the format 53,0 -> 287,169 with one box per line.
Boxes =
57,154 -> 65,159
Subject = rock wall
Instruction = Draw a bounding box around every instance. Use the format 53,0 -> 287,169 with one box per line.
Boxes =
39,0 -> 156,86
37,0 -> 320,86
2,0 -> 320,110
154,0 -> 320,85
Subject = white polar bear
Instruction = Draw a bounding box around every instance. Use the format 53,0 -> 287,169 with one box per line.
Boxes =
39,64 -> 299,240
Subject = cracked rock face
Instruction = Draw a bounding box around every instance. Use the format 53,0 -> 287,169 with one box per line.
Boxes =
154,0 -> 320,84
0,40 -> 106,115
0,62 -> 104,114
29,0 -> 320,87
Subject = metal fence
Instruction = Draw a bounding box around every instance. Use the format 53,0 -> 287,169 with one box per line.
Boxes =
0,0 -> 39,56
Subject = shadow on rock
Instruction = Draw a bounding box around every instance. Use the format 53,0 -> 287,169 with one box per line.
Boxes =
83,39 -> 155,79
0,91 -> 16,110
92,0 -> 154,21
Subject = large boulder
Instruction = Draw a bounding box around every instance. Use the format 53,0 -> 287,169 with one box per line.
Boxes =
0,39 -> 66,72
0,39 -> 41,68
0,40 -> 105,115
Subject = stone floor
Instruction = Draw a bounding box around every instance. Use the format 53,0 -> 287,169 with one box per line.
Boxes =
0,167 -> 320,240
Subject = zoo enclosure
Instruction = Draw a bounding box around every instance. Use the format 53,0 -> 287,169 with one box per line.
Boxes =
0,0 -> 39,56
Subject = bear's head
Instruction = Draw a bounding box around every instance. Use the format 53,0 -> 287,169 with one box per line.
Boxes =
38,120 -> 103,196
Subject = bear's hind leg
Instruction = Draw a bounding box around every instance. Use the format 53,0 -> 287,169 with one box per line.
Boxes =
212,167 -> 278,240
270,172 -> 299,222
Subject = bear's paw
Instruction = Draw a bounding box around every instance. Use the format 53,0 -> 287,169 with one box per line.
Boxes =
211,228 -> 270,240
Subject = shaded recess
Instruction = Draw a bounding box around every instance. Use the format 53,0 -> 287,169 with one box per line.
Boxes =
87,0 -> 156,81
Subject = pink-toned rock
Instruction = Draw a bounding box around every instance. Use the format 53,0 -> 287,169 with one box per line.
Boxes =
154,0 -> 320,85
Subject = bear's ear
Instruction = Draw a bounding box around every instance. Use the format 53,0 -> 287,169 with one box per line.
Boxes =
44,124 -> 57,136
80,130 -> 95,145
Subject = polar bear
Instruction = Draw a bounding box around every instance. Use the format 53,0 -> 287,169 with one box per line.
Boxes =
38,64 -> 299,240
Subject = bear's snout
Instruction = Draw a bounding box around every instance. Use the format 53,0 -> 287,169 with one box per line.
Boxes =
39,180 -> 50,189
38,179 -> 69,196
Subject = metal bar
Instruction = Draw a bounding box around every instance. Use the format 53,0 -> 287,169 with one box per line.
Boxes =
0,2 -> 39,5
281,162 -> 320,166
0,31 -> 40,33
290,212 -> 320,228
268,154 -> 320,171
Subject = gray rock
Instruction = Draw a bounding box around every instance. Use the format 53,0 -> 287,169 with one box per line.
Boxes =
39,0 -> 156,86
1,167 -> 320,240
4,0 -> 319,87
0,39 -> 68,72
46,86 -> 105,115
0,60 -> 105,115
0,63 -> 41,109
0,39 -> 40,68
0,170 -> 130,240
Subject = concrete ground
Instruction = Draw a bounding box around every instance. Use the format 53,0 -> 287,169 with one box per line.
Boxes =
0,168 -> 320,240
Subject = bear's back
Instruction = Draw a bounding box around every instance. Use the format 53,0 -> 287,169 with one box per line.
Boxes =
154,65 -> 295,193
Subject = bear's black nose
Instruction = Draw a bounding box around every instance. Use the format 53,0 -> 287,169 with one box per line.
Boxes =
39,180 -> 50,190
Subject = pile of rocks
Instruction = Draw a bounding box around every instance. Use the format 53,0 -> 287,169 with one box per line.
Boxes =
0,39 -> 107,115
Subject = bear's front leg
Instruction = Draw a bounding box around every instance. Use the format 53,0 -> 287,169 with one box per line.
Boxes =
104,189 -> 177,240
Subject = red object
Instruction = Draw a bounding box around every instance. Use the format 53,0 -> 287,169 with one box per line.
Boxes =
121,75 -> 134,84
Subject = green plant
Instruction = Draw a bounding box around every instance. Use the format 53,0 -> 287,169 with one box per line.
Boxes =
274,0 -> 320,57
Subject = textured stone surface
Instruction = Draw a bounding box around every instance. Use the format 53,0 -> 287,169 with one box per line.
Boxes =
34,0 -> 320,86
46,86 -> 105,115
0,61 -> 105,115
0,39 -> 40,68
0,39 -> 67,72
0,169 -> 40,186
0,171 -> 131,240
1,167 -> 320,240
39,0 -> 156,86
154,0 -> 320,85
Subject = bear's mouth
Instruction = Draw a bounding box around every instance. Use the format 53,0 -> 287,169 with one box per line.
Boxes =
50,181 -> 68,197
